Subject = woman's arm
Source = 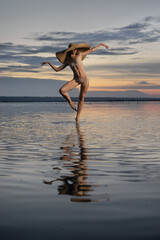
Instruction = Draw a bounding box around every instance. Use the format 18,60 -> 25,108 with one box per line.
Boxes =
81,43 -> 109,58
41,61 -> 68,72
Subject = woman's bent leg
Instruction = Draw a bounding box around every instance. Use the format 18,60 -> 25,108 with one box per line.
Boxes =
76,81 -> 89,122
59,80 -> 79,111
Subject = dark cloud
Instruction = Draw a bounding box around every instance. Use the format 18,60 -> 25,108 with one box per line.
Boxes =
0,53 -> 57,66
33,16 -> 160,45
86,62 -> 160,75
91,49 -> 138,56
111,47 -> 133,51
0,42 -> 60,72
116,22 -> 149,30
33,31 -> 75,42
139,81 -> 150,85
0,42 -> 61,55
143,16 -> 155,22
0,65 -> 39,73
33,30 -> 121,44
129,35 -> 160,44
93,83 -> 160,90
143,16 -> 160,23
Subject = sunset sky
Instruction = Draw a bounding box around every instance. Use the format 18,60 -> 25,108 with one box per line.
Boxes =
0,0 -> 160,96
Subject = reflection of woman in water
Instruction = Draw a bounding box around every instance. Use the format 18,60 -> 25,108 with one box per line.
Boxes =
41,43 -> 108,122
43,122 -> 94,202
43,122 -> 110,202
58,122 -> 92,202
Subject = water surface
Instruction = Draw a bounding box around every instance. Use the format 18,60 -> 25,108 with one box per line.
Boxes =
0,102 -> 160,239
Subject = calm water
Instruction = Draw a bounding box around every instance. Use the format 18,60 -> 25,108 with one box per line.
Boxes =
0,102 -> 160,240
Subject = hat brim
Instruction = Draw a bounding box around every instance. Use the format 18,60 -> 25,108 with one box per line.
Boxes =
56,43 -> 91,64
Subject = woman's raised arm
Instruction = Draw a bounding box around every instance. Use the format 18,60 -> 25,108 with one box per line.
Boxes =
81,43 -> 109,58
41,61 -> 68,72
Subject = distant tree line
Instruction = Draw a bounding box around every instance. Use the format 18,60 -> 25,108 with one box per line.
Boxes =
0,96 -> 160,102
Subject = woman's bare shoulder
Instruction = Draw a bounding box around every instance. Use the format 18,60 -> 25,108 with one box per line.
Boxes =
76,52 -> 83,60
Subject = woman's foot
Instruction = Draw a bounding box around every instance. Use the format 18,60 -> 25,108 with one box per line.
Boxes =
70,102 -> 77,112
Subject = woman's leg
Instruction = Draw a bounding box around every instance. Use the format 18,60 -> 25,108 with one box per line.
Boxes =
76,81 -> 89,122
59,79 -> 79,111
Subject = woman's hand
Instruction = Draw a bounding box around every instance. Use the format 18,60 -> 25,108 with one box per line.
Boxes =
41,61 -> 50,66
101,43 -> 109,49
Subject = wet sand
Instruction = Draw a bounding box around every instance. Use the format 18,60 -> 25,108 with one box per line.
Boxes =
0,102 -> 160,239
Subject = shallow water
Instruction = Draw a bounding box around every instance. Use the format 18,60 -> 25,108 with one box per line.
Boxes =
0,102 -> 160,240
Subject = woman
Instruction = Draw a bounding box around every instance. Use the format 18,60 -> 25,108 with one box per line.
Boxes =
41,42 -> 108,122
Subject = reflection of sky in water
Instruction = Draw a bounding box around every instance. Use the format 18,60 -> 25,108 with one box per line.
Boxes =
0,102 -> 160,239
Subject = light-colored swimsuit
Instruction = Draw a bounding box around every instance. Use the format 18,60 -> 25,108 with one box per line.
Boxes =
69,55 -> 88,84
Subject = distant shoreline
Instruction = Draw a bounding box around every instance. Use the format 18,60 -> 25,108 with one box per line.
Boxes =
0,96 -> 160,102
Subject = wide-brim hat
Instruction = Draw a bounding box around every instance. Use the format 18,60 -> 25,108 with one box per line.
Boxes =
56,43 -> 91,64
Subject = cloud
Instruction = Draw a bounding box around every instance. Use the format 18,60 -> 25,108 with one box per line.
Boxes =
139,81 -> 150,85
92,83 -> 160,90
116,22 -> 149,30
91,49 -> 137,56
143,16 -> 160,23
86,62 -> 160,75
33,16 -> 160,45
0,54 -> 57,67
0,42 -> 61,55
0,42 -> 60,70
0,65 -> 39,73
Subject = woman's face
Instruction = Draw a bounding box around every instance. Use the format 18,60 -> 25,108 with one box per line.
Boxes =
71,49 -> 77,55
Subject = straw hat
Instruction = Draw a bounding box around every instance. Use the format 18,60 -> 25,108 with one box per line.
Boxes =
56,43 -> 91,64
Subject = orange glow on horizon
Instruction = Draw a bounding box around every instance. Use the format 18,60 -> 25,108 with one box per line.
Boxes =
142,89 -> 160,95
88,88 -> 160,96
